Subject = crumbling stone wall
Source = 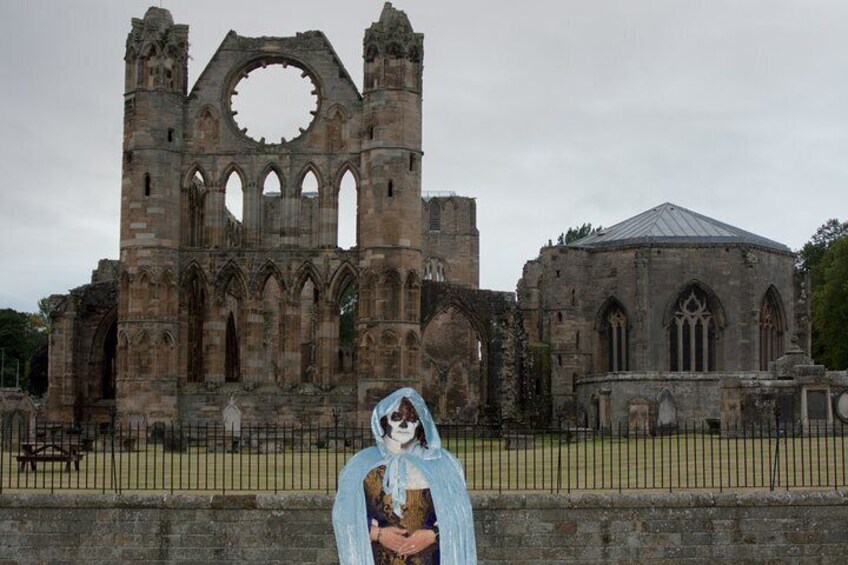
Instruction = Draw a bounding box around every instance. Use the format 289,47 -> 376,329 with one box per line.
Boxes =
421,195 -> 479,288
420,281 -> 524,423
46,260 -> 119,424
48,5 -> 486,426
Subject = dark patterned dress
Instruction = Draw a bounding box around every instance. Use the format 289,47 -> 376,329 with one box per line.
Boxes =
364,465 -> 439,565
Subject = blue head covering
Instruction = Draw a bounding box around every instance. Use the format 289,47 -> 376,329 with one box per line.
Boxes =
333,388 -> 477,564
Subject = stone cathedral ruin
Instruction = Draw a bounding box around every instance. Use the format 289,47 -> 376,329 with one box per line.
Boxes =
43,4 -> 848,432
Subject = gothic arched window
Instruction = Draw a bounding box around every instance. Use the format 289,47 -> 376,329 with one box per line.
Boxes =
668,286 -> 718,372
599,301 -> 628,373
423,258 -> 446,282
225,313 -> 240,383
760,288 -> 785,370
382,271 -> 401,320
404,272 -> 420,322
186,272 -> 206,383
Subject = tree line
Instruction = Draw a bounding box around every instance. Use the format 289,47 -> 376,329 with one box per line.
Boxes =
0,299 -> 49,393
798,219 -> 848,370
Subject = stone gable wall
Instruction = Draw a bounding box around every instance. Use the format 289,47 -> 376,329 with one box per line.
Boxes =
1,492 -> 847,563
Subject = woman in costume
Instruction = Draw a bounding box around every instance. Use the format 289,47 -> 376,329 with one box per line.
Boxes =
333,388 -> 476,564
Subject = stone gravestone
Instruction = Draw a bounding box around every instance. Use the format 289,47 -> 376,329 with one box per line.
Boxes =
656,388 -> 677,433
223,396 -> 242,452
628,398 -> 650,435
835,392 -> 848,423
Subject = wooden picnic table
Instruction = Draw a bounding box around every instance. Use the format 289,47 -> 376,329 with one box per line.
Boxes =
17,442 -> 83,472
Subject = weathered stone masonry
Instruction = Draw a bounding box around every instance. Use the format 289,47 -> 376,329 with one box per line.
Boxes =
46,4 -> 514,428
2,492 -> 848,563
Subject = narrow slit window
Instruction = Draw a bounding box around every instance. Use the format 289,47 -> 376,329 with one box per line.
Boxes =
429,201 -> 441,231
144,173 -> 151,197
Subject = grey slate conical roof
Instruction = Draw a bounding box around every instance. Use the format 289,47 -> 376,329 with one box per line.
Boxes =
570,203 -> 791,253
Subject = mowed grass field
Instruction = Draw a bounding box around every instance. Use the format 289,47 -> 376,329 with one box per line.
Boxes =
2,429 -> 847,494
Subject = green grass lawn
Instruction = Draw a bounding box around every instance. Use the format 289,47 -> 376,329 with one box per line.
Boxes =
2,431 -> 846,494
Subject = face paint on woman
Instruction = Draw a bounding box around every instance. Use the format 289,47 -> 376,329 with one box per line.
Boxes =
387,410 -> 420,446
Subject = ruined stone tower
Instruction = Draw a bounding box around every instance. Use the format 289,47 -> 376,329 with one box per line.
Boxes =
356,5 -> 425,404
118,8 -> 188,421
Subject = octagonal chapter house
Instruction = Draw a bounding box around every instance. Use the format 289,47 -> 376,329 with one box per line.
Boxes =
519,202 -> 807,430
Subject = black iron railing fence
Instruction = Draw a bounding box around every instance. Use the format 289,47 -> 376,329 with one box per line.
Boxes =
1,420 -> 847,494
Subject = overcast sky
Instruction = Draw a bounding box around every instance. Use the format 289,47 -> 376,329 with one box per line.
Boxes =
1,0 -> 846,312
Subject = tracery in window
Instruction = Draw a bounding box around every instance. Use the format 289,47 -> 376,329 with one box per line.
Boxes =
668,287 -> 717,372
599,301 -> 628,373
423,258 -> 446,282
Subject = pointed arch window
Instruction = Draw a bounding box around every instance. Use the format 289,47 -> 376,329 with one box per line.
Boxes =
141,46 -> 158,89
669,287 -> 717,372
224,170 -> 244,222
382,272 -> 401,320
337,276 -> 357,374
260,275 -> 282,382
299,278 -> 319,382
224,170 -> 244,247
404,273 -> 420,322
760,289 -> 785,370
338,168 -> 358,249
423,258 -> 446,282
405,332 -> 420,378
381,331 -> 399,378
599,303 -> 628,373
300,169 -> 319,196
359,273 -> 375,319
225,313 -> 240,382
263,169 -> 282,196
186,272 -> 206,383
164,46 -> 179,90
188,171 -> 205,247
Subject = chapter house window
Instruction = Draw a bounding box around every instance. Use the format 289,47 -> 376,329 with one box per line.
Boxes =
760,289 -> 785,370
668,287 -> 717,372
602,305 -> 628,372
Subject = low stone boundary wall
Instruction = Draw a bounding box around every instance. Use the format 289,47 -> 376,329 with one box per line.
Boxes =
1,491 -> 847,563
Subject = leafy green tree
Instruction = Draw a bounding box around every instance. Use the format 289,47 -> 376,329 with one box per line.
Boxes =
36,296 -> 53,330
811,236 -> 848,369
798,219 -> 848,275
799,219 -> 848,369
555,223 -> 602,246
0,307 -> 47,388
